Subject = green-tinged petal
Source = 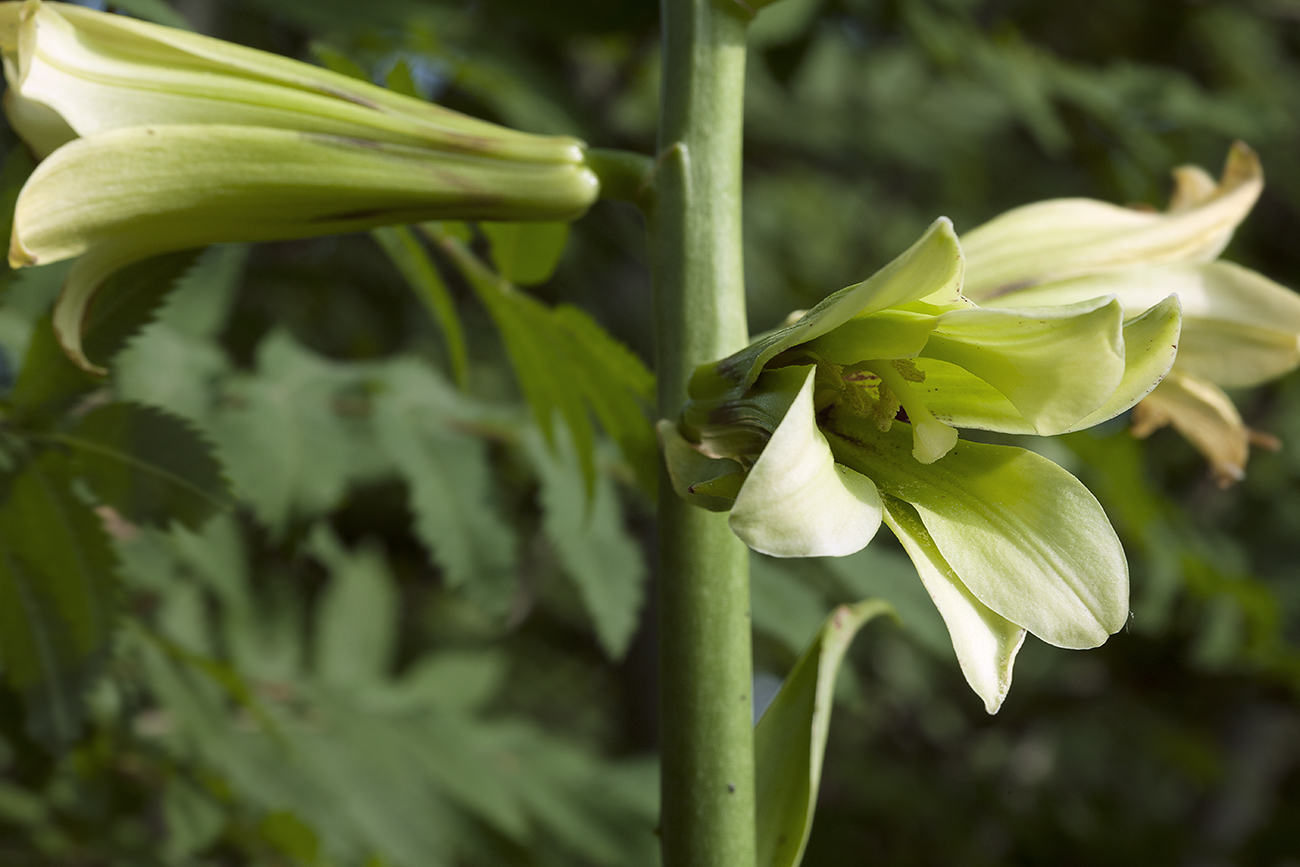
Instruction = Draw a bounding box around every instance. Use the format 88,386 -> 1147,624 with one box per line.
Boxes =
825,414 -> 1129,648
798,308 -> 937,364
689,218 -> 963,402
962,143 -> 1262,300
4,1 -> 581,163
1132,369 -> 1251,487
656,420 -> 743,512
977,263 -> 1300,384
912,358 -> 1036,434
1177,318 -> 1300,387
731,368 -> 882,558
1,83 -> 75,158
755,600 -> 892,867
913,296 -> 1181,434
881,497 -> 1025,714
1059,295 -> 1182,431
920,296 -> 1126,433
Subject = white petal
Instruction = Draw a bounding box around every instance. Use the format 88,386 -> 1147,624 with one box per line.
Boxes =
730,368 -> 882,557
883,498 -> 1026,714
962,143 -> 1262,300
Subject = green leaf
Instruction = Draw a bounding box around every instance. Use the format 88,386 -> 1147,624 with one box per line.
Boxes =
79,249 -> 203,373
209,332 -> 367,534
372,360 -> 518,616
7,315 -> 101,428
551,305 -> 658,496
371,226 -> 469,389
755,600 -> 892,867
161,776 -> 226,860
447,238 -> 598,489
384,59 -> 421,98
103,0 -> 194,29
309,525 -> 398,689
62,402 -> 229,530
523,426 -> 646,659
431,229 -> 657,497
0,453 -> 119,748
481,221 -> 570,286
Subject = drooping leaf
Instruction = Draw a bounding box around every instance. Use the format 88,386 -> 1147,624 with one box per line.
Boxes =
522,426 -> 646,659
445,234 -> 598,489
755,600 -> 892,867
371,226 -> 469,389
62,402 -> 229,530
550,304 -> 658,496
0,453 -> 119,748
371,360 -> 518,616
430,228 -> 657,497
481,221 -> 570,286
79,249 -> 203,372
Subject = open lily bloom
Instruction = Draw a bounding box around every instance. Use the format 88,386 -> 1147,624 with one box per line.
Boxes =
662,219 -> 1182,712
961,143 -> 1300,485
0,0 -> 598,370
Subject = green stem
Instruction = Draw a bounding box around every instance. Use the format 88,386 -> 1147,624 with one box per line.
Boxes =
650,1 -> 755,866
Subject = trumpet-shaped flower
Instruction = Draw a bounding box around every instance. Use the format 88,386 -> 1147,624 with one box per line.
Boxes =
961,143 -> 1300,484
0,0 -> 599,371
662,219 -> 1182,712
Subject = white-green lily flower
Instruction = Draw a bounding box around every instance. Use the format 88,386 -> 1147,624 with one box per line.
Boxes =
962,143 -> 1300,484
0,0 -> 599,371
662,219 -> 1182,712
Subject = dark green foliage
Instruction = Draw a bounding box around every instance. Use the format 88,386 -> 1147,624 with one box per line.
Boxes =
0,454 -> 117,749
6,316 -> 100,428
80,250 -> 202,371
65,402 -> 230,530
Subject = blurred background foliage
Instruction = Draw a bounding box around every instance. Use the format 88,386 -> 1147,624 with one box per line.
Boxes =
0,0 -> 1299,864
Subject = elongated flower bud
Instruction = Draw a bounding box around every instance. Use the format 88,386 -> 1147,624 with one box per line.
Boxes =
0,0 -> 601,371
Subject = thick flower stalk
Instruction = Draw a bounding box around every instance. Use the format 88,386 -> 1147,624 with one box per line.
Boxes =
661,219 -> 1182,712
0,0 -> 599,370
962,143 -> 1300,485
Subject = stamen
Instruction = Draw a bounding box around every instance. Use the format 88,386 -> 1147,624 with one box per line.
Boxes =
862,360 -> 958,463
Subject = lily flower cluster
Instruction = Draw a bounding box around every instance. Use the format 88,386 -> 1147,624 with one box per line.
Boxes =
0,0 -> 598,370
662,219 -> 1183,712
962,143 -> 1300,485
